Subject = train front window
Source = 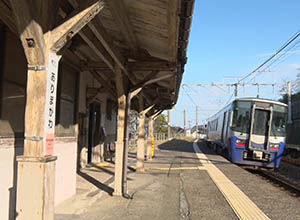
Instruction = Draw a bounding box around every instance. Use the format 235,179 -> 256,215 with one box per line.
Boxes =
231,101 -> 251,133
252,109 -> 270,136
271,105 -> 287,137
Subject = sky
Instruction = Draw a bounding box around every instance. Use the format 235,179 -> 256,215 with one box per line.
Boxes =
169,0 -> 300,128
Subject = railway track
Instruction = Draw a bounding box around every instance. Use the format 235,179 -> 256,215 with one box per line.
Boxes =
246,167 -> 300,198
282,156 -> 300,166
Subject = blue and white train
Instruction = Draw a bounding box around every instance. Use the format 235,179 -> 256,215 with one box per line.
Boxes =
206,98 -> 288,168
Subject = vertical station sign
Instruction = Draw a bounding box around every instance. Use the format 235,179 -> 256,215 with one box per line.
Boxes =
44,52 -> 61,156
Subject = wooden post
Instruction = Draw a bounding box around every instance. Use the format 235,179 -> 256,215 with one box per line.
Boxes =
136,95 -> 145,172
136,97 -> 154,171
9,0 -> 104,218
114,65 -> 126,196
146,117 -> 154,161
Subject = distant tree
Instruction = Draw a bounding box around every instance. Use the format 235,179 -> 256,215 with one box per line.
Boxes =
278,70 -> 300,103
129,110 -> 139,139
154,114 -> 168,133
279,94 -> 288,104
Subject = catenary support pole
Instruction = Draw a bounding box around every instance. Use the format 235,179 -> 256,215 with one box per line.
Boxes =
196,105 -> 198,139
184,110 -> 186,136
168,110 -> 171,139
287,81 -> 292,124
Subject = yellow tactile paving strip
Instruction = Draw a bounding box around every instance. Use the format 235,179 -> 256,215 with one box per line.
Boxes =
193,142 -> 271,220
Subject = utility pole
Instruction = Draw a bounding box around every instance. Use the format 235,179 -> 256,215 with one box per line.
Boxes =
196,106 -> 198,139
167,110 -> 171,140
287,81 -> 292,124
234,83 -> 238,97
184,110 -> 186,136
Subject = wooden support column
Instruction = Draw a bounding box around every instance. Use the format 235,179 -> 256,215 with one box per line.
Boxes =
9,0 -> 104,218
114,65 -> 126,196
136,95 -> 145,172
136,97 -> 154,172
146,116 -> 154,161
121,86 -> 142,194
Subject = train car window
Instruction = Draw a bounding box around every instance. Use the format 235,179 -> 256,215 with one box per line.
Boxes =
231,101 -> 251,133
229,110 -> 233,127
253,109 -> 270,136
271,104 -> 287,137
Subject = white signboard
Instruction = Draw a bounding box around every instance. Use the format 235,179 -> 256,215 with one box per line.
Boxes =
44,52 -> 61,155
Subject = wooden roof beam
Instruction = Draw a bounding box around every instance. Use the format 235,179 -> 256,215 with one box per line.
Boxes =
83,61 -> 177,71
66,0 -> 138,85
58,6 -> 114,71
50,0 -> 105,52
90,70 -> 116,98
0,1 -> 17,34
67,0 -> 128,75
128,61 -> 177,71
107,0 -> 139,53
143,73 -> 175,87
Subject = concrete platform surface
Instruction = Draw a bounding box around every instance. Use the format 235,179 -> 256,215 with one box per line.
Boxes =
55,139 -> 300,220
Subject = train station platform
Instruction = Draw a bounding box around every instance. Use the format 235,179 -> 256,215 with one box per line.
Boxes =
55,140 -> 300,220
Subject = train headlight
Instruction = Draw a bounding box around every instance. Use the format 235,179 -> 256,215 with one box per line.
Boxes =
270,144 -> 280,150
236,139 -> 246,147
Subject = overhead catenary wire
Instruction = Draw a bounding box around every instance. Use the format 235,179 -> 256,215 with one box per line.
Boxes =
237,30 -> 300,84
261,39 -> 300,72
182,86 -> 198,106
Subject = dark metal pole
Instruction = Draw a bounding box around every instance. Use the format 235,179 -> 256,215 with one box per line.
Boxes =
122,91 -> 131,197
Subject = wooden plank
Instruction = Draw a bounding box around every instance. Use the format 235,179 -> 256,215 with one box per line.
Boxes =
61,49 -> 81,71
137,70 -> 159,85
50,0 -> 105,52
58,6 -> 115,72
142,104 -> 154,115
68,0 -> 136,84
143,72 -> 175,86
78,26 -> 114,70
130,87 -> 142,99
0,1 -> 17,34
85,61 -> 176,71
35,0 -> 61,31
107,0 -> 139,52
89,70 -> 115,98
168,0 -> 179,62
66,0 -> 127,74
128,61 -> 176,71
87,17 -> 128,74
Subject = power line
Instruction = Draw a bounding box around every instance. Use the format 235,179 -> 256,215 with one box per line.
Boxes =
237,30 -> 300,84
182,86 -> 198,106
262,39 -> 300,71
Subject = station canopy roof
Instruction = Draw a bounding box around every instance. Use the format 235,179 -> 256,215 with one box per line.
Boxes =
0,0 -> 195,115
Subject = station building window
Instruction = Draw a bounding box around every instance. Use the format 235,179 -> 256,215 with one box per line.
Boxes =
55,63 -> 79,137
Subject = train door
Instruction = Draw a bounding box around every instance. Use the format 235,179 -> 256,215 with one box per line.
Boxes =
87,103 -> 101,164
249,105 -> 272,155
221,112 -> 227,144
